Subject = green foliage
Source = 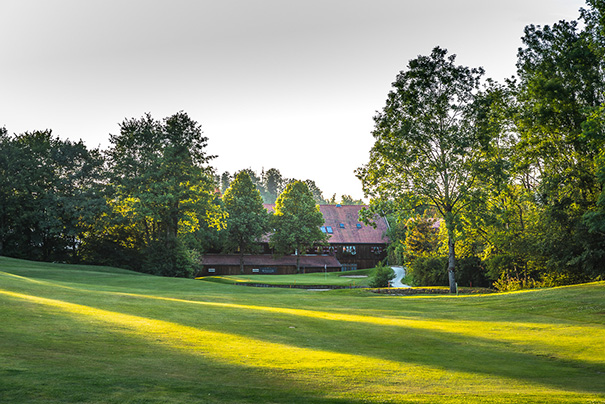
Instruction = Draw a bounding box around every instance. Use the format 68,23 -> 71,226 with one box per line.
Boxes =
409,255 -> 489,287
142,236 -> 198,278
100,111 -> 224,276
405,216 -> 440,258
0,129 -> 105,262
357,46 -> 486,293
222,171 -> 269,272
261,167 -> 284,203
270,181 -> 327,272
408,256 -> 449,286
369,262 -> 395,288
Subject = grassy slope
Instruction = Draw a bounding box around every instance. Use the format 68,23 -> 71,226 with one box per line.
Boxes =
0,256 -> 603,404
201,268 -> 373,287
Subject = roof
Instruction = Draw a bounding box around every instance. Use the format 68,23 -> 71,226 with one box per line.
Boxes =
263,204 -> 389,244
202,254 -> 342,268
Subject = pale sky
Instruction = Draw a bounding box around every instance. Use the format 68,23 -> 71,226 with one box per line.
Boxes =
1,0 -> 587,200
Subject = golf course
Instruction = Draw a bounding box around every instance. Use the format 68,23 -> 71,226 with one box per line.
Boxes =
1,256 -> 604,403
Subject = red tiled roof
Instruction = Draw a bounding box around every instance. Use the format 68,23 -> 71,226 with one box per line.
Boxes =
202,254 -> 341,268
263,204 -> 389,244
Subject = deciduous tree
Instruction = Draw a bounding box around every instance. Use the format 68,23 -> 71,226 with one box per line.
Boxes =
357,47 -> 485,293
222,171 -> 269,273
269,181 -> 327,272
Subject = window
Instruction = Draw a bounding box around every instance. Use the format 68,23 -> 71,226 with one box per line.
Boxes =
341,264 -> 358,271
343,246 -> 357,255
339,223 -> 345,228
326,226 -> 333,234
208,268 -> 216,273
356,223 -> 362,229
252,268 -> 260,273
320,226 -> 326,233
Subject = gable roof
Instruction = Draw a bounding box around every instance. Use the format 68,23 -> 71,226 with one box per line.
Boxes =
264,204 -> 389,244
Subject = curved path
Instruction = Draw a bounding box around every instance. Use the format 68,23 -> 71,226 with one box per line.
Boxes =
390,266 -> 411,288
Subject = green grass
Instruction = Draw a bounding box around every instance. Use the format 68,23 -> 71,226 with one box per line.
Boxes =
0,256 -> 604,403
201,268 -> 373,287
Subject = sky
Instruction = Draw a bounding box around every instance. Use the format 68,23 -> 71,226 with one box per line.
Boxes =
0,0 -> 587,200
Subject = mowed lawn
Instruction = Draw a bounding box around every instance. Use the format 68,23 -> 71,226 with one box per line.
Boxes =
0,257 -> 603,404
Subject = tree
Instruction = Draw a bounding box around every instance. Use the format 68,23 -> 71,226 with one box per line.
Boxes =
514,16 -> 605,281
222,171 -> 269,273
220,171 -> 232,194
357,47 -> 485,293
261,168 -> 284,203
105,111 -> 223,276
303,179 -> 327,204
405,216 -> 440,258
269,181 -> 327,272
0,129 -> 105,262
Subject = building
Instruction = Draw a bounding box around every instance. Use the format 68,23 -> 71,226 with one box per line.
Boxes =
198,204 -> 389,276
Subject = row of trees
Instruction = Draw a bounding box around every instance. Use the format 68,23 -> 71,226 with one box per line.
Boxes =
0,115 -> 331,276
358,1 -> 605,291
219,168 -> 363,205
223,172 -> 326,273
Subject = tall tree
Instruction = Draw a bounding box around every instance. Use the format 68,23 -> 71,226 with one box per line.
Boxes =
514,16 -> 605,281
261,168 -> 284,203
220,171 -> 232,194
357,47 -> 484,293
269,181 -> 327,273
222,171 -> 269,273
106,111 -> 223,276
0,129 -> 105,262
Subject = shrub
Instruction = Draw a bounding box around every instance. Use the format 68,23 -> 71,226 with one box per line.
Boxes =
408,255 -> 489,287
407,256 -> 448,286
369,262 -> 395,288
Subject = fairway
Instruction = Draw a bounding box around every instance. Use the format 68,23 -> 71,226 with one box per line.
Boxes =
1,257 -> 604,403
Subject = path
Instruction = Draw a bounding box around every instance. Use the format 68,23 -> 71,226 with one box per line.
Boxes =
390,266 -> 411,288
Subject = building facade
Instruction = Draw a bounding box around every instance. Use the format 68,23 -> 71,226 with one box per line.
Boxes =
198,204 -> 389,276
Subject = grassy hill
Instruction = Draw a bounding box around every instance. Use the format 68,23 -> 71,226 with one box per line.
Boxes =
0,256 -> 603,403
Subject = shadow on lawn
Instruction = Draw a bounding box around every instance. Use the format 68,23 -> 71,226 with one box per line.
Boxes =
2,273 -> 604,401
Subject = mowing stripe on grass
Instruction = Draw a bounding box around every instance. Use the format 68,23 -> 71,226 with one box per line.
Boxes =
0,289 -> 591,402
2,269 -> 601,366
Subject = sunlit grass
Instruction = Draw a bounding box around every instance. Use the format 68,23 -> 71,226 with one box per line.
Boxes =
200,268 -> 372,287
0,289 -> 594,401
0,256 -> 604,403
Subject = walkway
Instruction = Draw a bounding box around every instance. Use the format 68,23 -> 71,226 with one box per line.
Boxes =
390,266 -> 411,288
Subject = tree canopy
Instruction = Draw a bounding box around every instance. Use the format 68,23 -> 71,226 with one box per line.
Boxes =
222,171 -> 269,273
269,181 -> 327,273
357,46 -> 485,293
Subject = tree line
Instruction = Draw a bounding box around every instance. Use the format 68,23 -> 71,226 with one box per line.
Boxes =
357,1 -> 605,291
0,113 -> 351,276
218,168 -> 363,205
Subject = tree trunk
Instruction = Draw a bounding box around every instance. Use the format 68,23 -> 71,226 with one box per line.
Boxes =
445,212 -> 457,294
239,250 -> 244,274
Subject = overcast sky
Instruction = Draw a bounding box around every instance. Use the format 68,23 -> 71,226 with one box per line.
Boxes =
1,0 -> 587,200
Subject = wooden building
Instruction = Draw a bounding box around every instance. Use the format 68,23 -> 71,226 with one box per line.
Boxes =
197,204 -> 389,276
199,254 -> 341,276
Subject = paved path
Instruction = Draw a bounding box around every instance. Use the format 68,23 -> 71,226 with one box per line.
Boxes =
390,266 -> 411,288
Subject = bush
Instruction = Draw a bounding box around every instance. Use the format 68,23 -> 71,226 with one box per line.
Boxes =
455,256 -> 490,287
369,262 -> 395,288
407,256 -> 448,286
408,255 -> 489,287
142,236 -> 196,278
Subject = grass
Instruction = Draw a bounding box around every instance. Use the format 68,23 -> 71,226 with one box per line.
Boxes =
0,256 -> 604,403
200,268 -> 373,287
